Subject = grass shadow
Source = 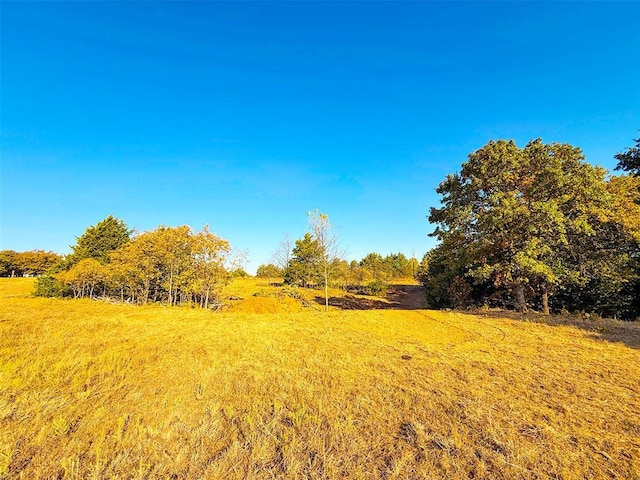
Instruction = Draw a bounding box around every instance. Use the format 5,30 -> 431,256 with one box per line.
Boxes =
386,285 -> 428,310
313,284 -> 428,311
461,308 -> 640,350
313,295 -> 395,310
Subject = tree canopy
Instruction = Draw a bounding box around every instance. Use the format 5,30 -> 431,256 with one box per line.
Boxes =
34,222 -> 234,308
69,215 -> 132,265
283,233 -> 324,288
0,250 -> 61,277
615,136 -> 640,176
429,138 -> 636,316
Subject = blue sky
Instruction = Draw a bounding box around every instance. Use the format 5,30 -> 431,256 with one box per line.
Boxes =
2,1 -> 639,273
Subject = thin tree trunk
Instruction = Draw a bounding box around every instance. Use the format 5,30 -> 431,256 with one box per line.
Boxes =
168,268 -> 173,306
324,265 -> 329,311
515,284 -> 527,312
541,284 -> 550,316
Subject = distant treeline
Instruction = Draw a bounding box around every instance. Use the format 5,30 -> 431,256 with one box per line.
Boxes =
0,250 -> 61,277
422,137 -> 640,320
257,250 -> 422,296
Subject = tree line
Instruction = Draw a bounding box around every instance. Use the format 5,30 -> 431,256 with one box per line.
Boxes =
256,211 -> 421,303
6,135 -> 639,319
257,248 -> 421,293
29,216 -> 239,308
422,136 -> 640,320
0,250 -> 61,277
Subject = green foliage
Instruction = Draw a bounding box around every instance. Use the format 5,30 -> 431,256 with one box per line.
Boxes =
615,135 -> 640,176
283,233 -> 324,287
422,243 -> 485,309
357,252 -> 418,282
329,258 -> 351,289
231,268 -> 249,278
68,215 -> 131,265
430,138 -> 611,312
427,138 -> 640,318
359,253 -> 386,280
362,280 -> 388,297
32,275 -> 67,298
256,263 -> 284,278
415,253 -> 429,284
447,276 -> 474,309
44,224 -> 235,307
383,252 -> 412,278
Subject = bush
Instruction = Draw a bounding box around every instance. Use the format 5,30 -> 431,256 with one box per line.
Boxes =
256,263 -> 284,279
32,275 -> 67,298
232,268 -> 249,278
363,280 -> 388,297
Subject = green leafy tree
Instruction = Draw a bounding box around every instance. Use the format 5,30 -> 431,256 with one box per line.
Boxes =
283,233 -> 324,288
256,263 -> 284,278
430,138 -> 610,314
33,275 -> 67,297
615,135 -> 640,176
415,253 -> 429,284
109,230 -> 159,304
153,225 -> 193,306
408,256 -> 420,279
383,252 -> 412,279
360,253 -> 388,281
330,258 -> 351,289
69,215 -> 132,265
422,241 -> 482,309
556,174 -> 640,319
348,261 -> 373,290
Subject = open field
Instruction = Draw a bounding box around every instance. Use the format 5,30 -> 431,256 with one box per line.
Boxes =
1,278 -> 639,479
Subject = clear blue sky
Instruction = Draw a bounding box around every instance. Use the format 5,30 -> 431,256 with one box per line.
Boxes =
2,1 -> 639,273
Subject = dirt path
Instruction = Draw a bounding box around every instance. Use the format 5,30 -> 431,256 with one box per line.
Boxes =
387,284 -> 428,310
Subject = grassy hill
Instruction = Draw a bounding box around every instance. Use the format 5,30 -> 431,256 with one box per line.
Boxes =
1,278 -> 639,479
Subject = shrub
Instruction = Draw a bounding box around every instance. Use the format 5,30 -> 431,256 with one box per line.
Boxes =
363,280 -> 388,297
32,275 -> 67,298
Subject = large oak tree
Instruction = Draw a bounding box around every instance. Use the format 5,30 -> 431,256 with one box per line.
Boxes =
429,139 -> 611,314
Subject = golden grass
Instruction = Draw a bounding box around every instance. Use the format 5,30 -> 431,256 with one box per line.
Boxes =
1,278 -> 639,479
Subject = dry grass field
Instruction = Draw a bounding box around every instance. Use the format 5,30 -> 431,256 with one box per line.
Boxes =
1,277 -> 639,479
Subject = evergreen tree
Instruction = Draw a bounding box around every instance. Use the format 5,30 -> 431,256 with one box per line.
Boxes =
283,233 -> 324,288
69,215 -> 132,265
